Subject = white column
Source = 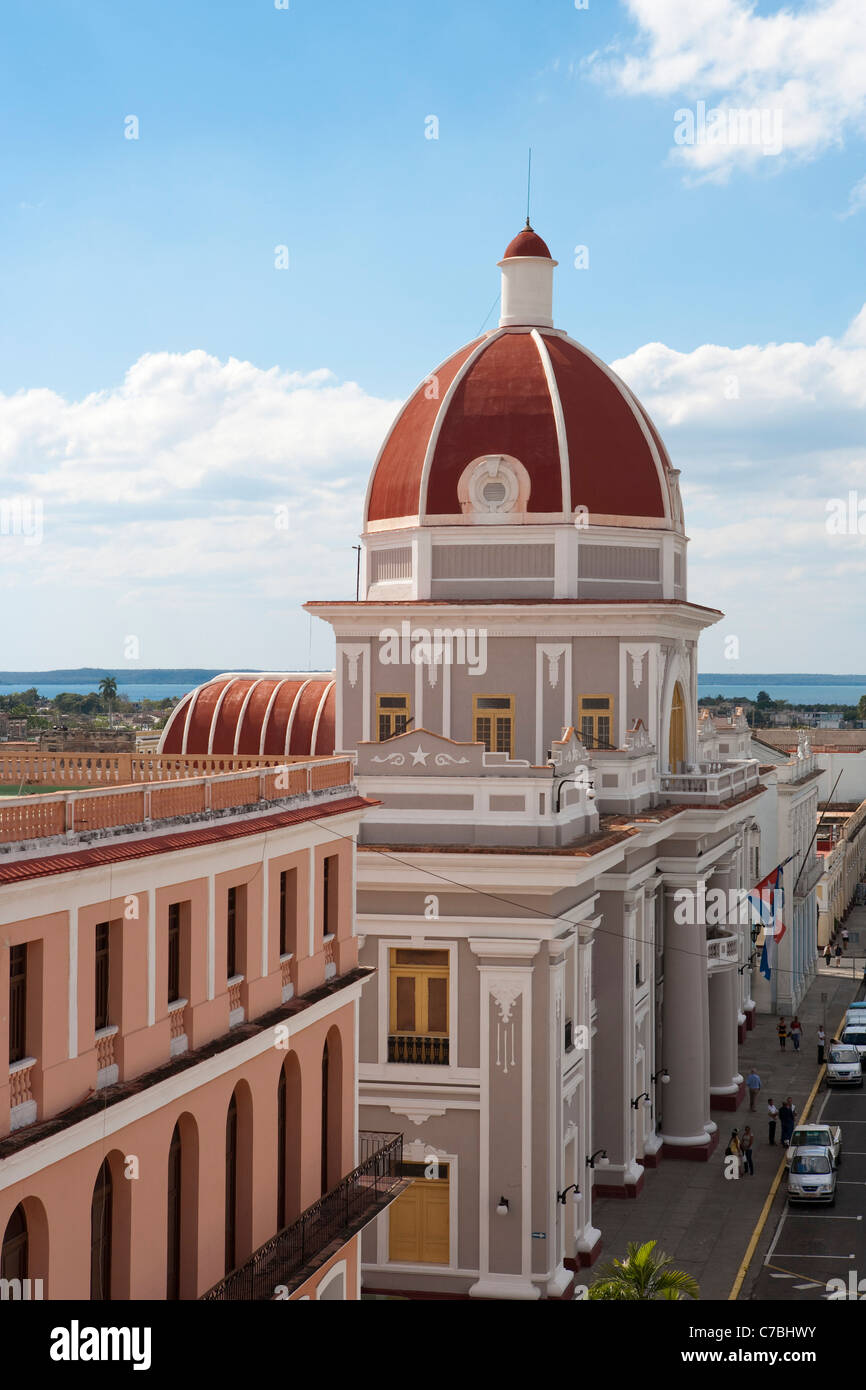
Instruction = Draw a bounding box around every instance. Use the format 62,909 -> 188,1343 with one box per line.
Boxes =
574,920 -> 601,1261
659,880 -> 713,1152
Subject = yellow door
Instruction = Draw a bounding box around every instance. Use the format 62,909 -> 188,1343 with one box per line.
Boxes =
669,681 -> 685,771
388,1174 -> 449,1264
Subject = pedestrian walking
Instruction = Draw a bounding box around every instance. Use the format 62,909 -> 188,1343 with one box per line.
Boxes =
789,1016 -> 802,1052
817,1025 -> 826,1066
842,927 -> 850,949
745,1068 -> 761,1111
777,1017 -> 788,1049
779,1097 -> 796,1146
741,1126 -> 755,1175
823,944 -> 832,966
835,944 -> 843,966
725,1128 -> 742,1175
767,1098 -> 778,1145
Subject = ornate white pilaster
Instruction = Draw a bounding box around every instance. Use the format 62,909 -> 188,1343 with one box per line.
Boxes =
469,939 -> 541,1300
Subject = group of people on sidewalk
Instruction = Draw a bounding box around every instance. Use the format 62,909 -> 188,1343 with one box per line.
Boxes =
822,924 -> 851,967
776,1015 -> 804,1049
730,1078 -> 797,1175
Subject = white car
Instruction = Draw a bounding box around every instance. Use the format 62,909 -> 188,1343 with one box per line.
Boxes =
787,1147 -> 837,1205
826,1044 -> 864,1088
844,1003 -> 866,1029
840,1025 -> 866,1060
785,1123 -> 842,1169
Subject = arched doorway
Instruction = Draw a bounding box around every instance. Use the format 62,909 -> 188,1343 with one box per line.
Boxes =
321,1042 -> 329,1195
668,681 -> 685,772
167,1123 -> 182,1299
278,1055 -> 302,1228
90,1159 -> 113,1299
225,1094 -> 238,1275
225,1084 -> 253,1274
321,1028 -> 343,1194
1,1204 -> 27,1283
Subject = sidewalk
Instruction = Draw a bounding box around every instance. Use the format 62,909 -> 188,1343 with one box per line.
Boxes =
590,923 -> 866,1301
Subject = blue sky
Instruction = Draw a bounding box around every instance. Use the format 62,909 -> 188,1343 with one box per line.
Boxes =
1,0 -> 865,672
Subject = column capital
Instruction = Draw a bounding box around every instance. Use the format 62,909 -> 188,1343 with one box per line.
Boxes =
469,938 -> 542,960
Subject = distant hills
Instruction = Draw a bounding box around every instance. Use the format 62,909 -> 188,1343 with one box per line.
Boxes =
700,674 -> 866,684
2,668 -> 864,686
0,669 -> 233,685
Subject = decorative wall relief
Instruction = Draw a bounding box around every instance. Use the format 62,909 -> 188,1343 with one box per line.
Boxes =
342,645 -> 365,689
489,976 -> 524,1074
540,644 -> 568,690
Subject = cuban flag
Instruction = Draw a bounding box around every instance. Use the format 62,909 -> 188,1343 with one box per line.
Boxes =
748,865 -> 787,980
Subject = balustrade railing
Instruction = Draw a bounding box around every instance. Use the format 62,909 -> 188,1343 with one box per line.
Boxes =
387,1034 -> 450,1065
201,1132 -> 403,1301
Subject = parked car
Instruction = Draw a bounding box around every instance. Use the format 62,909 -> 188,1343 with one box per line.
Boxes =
785,1123 -> 842,1168
840,1025 -> 866,1059
787,1147 -> 837,1205
844,1002 -> 866,1028
826,1044 -> 864,1088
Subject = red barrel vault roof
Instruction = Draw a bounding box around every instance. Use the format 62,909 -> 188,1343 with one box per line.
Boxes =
159,676 -> 336,757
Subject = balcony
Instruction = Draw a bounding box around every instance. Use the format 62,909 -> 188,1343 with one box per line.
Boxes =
659,761 -> 760,808
388,1034 -> 450,1065
707,932 -> 739,971
200,1132 -> 406,1301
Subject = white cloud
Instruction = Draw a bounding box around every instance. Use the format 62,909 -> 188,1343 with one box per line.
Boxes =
1,319 -> 865,671
841,172 -> 866,216
612,302 -> 866,667
0,351 -> 400,666
589,0 -> 866,180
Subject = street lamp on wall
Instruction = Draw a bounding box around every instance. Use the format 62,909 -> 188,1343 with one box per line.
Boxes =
586,1149 -> 608,1168
651,1069 -> 670,1085
631,1092 -> 651,1109
556,1184 -> 581,1203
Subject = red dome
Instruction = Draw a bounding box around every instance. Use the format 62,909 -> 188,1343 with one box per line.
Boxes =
159,675 -> 335,756
365,328 -> 674,527
502,225 -> 552,260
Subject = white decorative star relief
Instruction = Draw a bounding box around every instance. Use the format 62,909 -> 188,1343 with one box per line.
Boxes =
409,744 -> 429,766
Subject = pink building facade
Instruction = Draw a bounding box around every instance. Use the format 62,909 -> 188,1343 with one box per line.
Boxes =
0,758 -> 403,1300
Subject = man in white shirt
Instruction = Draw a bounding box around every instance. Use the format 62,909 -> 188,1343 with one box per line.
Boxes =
767,1098 -> 778,1145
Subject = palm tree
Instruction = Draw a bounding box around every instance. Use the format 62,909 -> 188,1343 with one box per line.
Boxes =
98,676 -> 118,729
587,1239 -> 699,1301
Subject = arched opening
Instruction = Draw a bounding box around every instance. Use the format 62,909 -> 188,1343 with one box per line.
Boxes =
321,1027 -> 343,1194
225,1095 -> 237,1275
278,1054 -> 302,1228
225,1084 -> 253,1274
317,1264 -> 346,1300
90,1159 -> 113,1299
668,681 -> 685,773
1,1204 -> 27,1282
167,1123 -> 182,1299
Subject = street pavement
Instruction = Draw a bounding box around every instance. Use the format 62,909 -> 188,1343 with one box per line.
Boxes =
590,911 -> 866,1302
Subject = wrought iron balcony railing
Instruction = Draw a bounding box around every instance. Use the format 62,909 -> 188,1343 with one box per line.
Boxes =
387,1033 -> 450,1065
200,1131 -> 404,1301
